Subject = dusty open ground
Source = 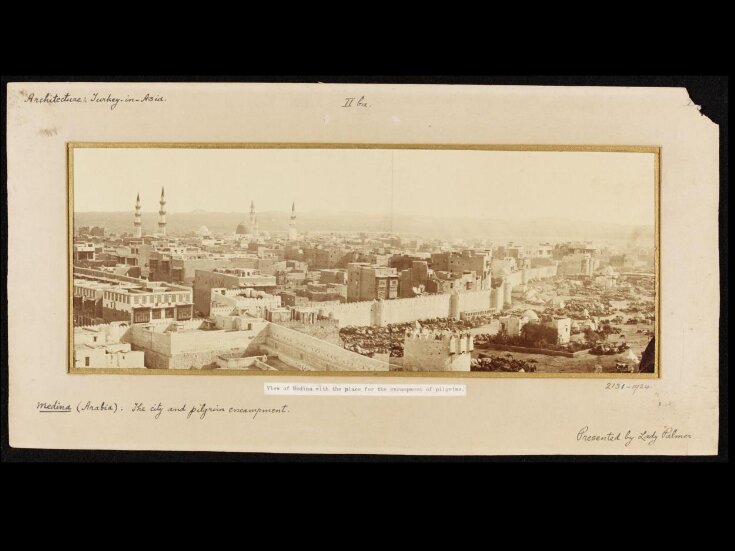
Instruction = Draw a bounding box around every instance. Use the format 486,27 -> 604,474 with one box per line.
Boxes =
472,322 -> 653,373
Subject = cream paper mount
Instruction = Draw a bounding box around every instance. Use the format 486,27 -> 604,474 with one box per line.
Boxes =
7,83 -> 720,455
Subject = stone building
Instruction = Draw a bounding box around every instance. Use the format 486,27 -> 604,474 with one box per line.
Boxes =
431,249 -> 492,289
319,269 -> 348,285
207,287 -> 282,319
398,260 -> 430,297
193,268 -> 278,316
73,277 -> 138,326
545,317 -> 572,344
347,263 -> 399,302
127,317 -> 270,370
558,253 -> 596,277
73,242 -> 96,263
73,322 -> 145,368
425,270 -> 476,294
102,281 -> 194,325
499,315 -> 528,337
73,267 -> 193,326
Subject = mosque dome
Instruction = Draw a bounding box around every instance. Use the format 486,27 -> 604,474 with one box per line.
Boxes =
235,222 -> 250,235
522,309 -> 539,321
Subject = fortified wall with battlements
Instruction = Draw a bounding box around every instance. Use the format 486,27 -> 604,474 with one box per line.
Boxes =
402,328 -> 473,372
312,265 -> 557,327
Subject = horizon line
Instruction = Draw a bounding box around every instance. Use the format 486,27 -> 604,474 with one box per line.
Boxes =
73,210 -> 655,227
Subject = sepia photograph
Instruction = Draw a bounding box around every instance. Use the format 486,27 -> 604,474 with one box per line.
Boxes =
70,144 -> 659,376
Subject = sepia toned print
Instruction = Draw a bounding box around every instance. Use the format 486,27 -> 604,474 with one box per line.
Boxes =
69,143 -> 659,377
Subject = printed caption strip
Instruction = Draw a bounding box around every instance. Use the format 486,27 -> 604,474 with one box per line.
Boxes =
265,383 -> 466,397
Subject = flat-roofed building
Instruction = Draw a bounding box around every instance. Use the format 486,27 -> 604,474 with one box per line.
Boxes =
102,282 -> 194,324
73,278 -> 139,326
193,268 -> 278,316
208,287 -> 281,319
347,263 -> 399,302
73,322 -> 145,368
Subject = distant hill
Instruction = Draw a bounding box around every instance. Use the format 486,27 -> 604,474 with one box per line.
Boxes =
74,211 -> 654,244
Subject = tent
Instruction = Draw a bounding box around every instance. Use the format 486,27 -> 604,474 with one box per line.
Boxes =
620,348 -> 639,363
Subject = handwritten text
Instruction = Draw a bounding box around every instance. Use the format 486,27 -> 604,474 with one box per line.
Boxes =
36,400 -> 288,421
23,91 -> 166,111
342,96 -> 369,108
577,425 -> 693,447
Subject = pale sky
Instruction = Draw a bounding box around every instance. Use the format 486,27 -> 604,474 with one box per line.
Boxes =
73,147 -> 655,226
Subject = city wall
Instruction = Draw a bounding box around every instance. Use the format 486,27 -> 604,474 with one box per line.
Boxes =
379,293 -> 453,325
275,320 -> 342,347
456,289 -> 493,313
317,301 -> 375,327
264,323 -> 389,371
314,267 -> 556,328
316,291 -> 490,327
503,265 -> 558,286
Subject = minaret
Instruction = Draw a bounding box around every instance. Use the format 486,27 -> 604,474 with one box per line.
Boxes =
249,200 -> 258,237
288,201 -> 298,240
134,193 -> 142,238
158,187 -> 167,236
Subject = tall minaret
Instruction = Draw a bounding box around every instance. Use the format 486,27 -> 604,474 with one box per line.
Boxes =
249,200 -> 258,237
134,193 -> 142,238
288,201 -> 298,240
158,187 -> 167,236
